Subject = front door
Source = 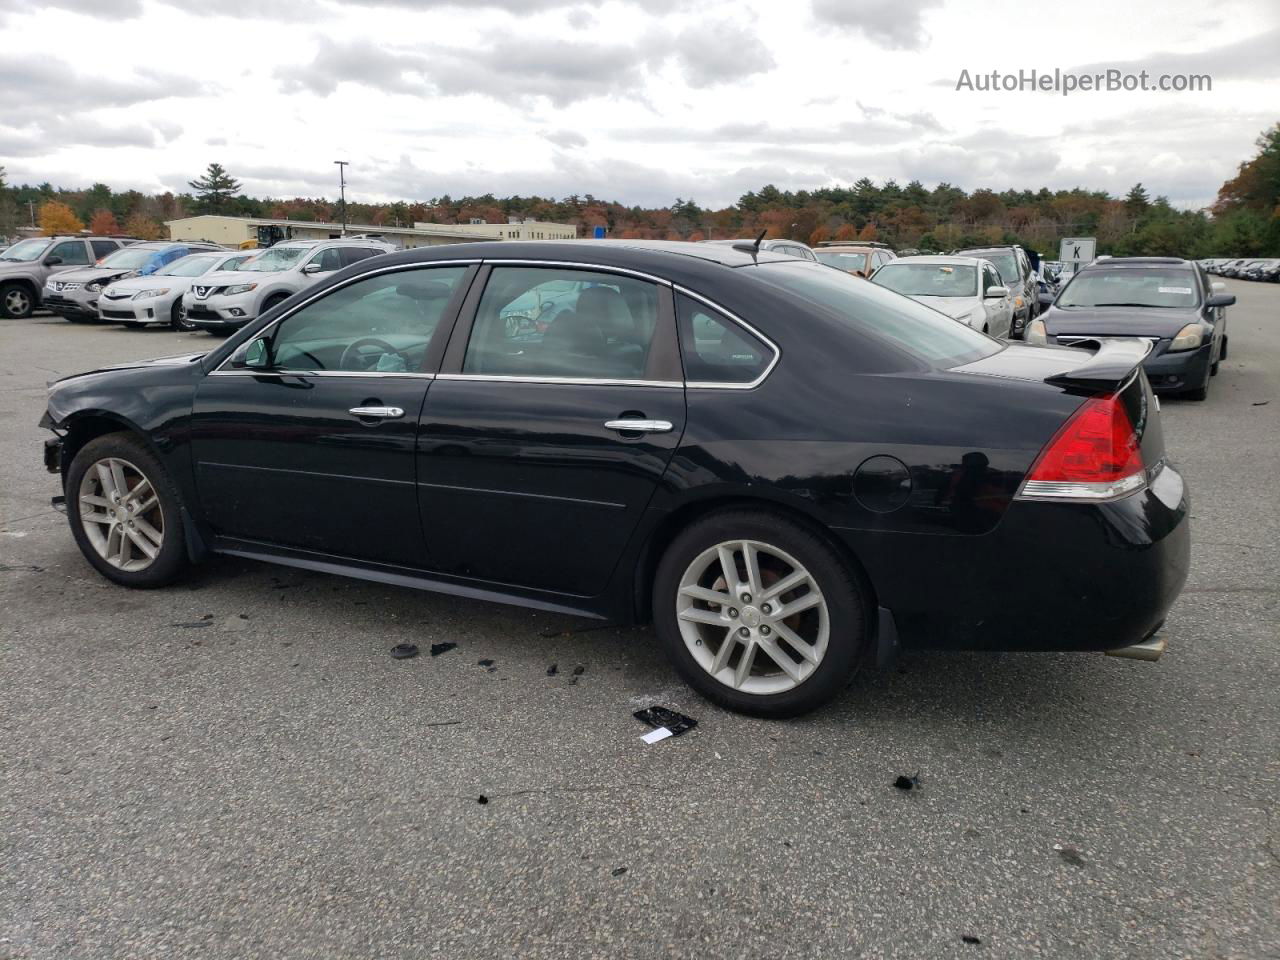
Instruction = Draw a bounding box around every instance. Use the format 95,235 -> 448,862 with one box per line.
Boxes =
417,264 -> 686,596
191,264 -> 474,567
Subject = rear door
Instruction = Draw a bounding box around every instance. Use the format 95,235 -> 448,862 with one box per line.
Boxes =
417,263 -> 686,596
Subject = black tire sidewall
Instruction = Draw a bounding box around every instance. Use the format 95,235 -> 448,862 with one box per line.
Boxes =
66,434 -> 188,587
653,510 -> 868,718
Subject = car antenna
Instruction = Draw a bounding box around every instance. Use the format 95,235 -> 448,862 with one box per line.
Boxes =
753,230 -> 766,253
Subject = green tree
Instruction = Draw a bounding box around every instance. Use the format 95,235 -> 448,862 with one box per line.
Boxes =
1124,183 -> 1150,217
187,162 -> 242,213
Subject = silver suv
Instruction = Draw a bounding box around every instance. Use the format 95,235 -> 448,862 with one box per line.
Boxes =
183,237 -> 395,333
0,236 -> 131,319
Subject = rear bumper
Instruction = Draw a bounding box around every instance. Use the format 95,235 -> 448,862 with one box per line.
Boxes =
842,462 -> 1190,652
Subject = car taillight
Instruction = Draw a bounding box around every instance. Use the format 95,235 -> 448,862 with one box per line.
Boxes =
1019,393 -> 1145,501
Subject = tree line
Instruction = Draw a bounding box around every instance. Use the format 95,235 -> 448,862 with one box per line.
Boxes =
3,122 -> 1277,258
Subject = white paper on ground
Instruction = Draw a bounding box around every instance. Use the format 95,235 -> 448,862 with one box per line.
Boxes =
642,727 -> 674,744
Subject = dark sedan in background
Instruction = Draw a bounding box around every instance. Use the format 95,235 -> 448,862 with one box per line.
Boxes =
1027,257 -> 1235,400
39,241 -> 1189,717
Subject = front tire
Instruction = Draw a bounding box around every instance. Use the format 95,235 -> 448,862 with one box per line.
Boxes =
171,298 -> 194,331
653,510 -> 868,717
1,282 -> 35,319
66,434 -> 188,587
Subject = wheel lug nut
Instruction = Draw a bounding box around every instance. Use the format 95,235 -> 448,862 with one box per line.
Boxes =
738,627 -> 750,638
741,593 -> 752,604
727,608 -> 738,619
761,604 -> 771,615
761,625 -> 771,635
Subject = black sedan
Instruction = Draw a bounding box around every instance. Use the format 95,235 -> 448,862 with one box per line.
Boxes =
39,241 -> 1190,717
1026,257 -> 1235,400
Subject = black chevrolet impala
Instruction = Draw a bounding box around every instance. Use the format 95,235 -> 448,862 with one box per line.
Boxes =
40,241 -> 1190,716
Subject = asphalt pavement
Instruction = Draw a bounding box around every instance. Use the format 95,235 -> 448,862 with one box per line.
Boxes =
1,280 -> 1277,959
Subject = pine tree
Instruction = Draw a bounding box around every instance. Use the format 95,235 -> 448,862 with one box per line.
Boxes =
1124,183 -> 1150,216
187,163 -> 242,213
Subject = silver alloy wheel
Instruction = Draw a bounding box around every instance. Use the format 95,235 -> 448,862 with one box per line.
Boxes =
77,457 -> 164,571
676,539 -> 829,695
174,299 -> 191,330
4,288 -> 31,316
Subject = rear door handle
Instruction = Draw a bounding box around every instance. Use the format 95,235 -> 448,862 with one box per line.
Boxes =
349,406 -> 405,419
604,419 -> 673,433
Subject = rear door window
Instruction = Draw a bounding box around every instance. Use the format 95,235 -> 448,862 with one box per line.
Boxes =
90,240 -> 118,259
463,267 -> 660,380
676,294 -> 775,385
341,247 -> 381,267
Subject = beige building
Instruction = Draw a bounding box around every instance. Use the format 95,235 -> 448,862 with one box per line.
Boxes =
165,214 -> 577,249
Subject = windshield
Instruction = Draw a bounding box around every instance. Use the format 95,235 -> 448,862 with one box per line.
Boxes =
1,238 -> 52,262
1058,268 -> 1200,309
961,251 -> 1018,284
753,261 -> 999,368
815,251 -> 868,271
156,255 -> 217,277
245,246 -> 309,272
100,247 -> 161,269
873,262 -> 977,298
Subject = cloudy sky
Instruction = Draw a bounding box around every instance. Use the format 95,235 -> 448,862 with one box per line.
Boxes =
1,0 -> 1276,210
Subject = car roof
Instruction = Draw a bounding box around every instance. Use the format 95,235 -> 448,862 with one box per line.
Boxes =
881,255 -> 986,267
956,245 -> 1020,253
1080,257 -> 1191,270
545,238 -> 795,266
812,244 -> 880,252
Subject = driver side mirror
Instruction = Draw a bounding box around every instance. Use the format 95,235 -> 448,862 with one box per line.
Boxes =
302,263 -> 322,275
1205,293 -> 1236,308
234,337 -> 272,369
986,285 -> 1009,299
44,256 -> 63,266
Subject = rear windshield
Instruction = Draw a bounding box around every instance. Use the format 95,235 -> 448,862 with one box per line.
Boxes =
873,262 -> 977,298
752,261 -> 1000,368
1058,268 -> 1200,308
960,250 -> 1018,284
815,251 -> 867,271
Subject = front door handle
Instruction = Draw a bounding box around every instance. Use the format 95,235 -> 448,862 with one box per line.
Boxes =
604,418 -> 673,433
349,406 -> 405,419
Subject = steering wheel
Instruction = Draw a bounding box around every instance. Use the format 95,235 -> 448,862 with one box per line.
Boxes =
339,337 -> 401,371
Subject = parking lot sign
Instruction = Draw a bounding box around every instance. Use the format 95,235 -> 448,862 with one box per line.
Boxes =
1059,237 -> 1097,267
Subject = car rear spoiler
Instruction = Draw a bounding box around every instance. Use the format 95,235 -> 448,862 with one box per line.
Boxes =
1045,337 -> 1153,393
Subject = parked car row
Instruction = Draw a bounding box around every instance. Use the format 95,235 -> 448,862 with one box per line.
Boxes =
1203,257 -> 1280,281
1,235 -> 134,319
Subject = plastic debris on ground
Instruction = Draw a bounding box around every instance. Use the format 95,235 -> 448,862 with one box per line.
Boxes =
547,664 -> 558,676
634,706 -> 697,744
429,642 -> 456,657
611,867 -> 628,877
962,935 -> 982,945
477,794 -> 489,805
390,643 -> 419,659
1054,843 -> 1085,867
894,773 -> 921,791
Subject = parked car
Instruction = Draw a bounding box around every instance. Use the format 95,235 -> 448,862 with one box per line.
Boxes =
868,255 -> 1013,337
1218,259 -> 1249,278
813,241 -> 896,278
1241,258 -> 1280,281
701,238 -> 819,261
0,235 -> 132,319
99,250 -> 260,330
1027,256 -> 1233,400
43,241 -> 224,322
182,238 -> 395,333
41,239 -> 1189,717
954,244 -> 1037,337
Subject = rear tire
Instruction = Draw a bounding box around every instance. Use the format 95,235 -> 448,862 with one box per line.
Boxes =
65,434 -> 189,588
653,510 -> 868,717
1,282 -> 35,319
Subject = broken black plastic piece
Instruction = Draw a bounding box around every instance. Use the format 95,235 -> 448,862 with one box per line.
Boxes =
430,642 -> 456,657
547,664 -> 558,676
894,772 -> 921,791
962,935 -> 982,945
391,643 -> 419,659
477,659 -> 495,667
572,665 -> 585,675
633,706 -> 697,737
611,866 -> 627,877
477,794 -> 489,805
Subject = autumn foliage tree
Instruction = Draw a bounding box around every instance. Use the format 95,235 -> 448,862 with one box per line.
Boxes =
39,201 -> 83,236
123,213 -> 162,240
89,209 -> 120,235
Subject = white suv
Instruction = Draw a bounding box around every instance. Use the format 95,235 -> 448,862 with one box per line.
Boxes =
183,238 -> 395,333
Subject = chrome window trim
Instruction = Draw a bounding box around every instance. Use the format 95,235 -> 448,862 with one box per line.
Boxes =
211,260 -> 482,375
436,373 -> 682,388
208,369 -> 436,379
476,259 -> 674,287
673,284 -> 781,390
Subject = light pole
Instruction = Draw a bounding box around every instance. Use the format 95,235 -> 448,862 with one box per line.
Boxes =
28,201 -> 36,227
333,161 -> 348,235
